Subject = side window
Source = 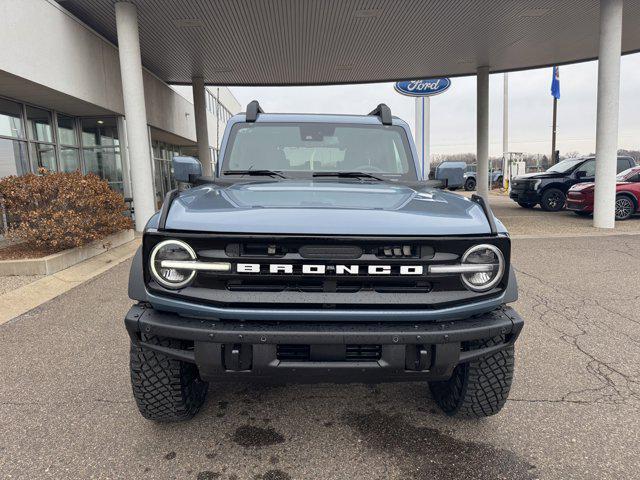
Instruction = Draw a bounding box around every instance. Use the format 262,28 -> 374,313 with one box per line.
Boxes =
617,158 -> 631,173
576,159 -> 596,177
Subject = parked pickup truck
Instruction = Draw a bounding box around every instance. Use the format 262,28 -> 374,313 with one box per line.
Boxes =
125,102 -> 523,421
509,155 -> 636,211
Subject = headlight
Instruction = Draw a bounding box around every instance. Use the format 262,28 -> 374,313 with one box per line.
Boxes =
460,244 -> 505,292
149,239 -> 197,289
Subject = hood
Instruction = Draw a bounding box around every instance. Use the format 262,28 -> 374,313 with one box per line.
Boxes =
570,182 -> 595,191
514,171 -> 564,180
161,180 -> 498,236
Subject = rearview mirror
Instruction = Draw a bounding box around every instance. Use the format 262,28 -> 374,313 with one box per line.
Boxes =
172,156 -> 202,183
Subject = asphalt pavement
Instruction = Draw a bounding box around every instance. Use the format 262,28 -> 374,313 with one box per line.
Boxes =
1,206 -> 640,479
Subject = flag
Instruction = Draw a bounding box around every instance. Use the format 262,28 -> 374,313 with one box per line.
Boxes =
551,66 -> 560,99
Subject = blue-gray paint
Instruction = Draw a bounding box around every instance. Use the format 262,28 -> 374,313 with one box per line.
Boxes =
162,180 -> 502,235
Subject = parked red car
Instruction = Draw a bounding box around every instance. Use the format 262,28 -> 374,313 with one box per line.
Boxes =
567,166 -> 640,220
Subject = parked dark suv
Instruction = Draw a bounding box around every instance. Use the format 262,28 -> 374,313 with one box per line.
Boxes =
509,156 -> 636,211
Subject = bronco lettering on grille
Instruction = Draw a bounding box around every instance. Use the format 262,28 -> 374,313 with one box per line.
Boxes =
235,264 -> 424,275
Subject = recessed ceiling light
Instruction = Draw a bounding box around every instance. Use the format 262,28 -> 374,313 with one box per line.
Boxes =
354,9 -> 382,18
519,8 -> 550,17
175,19 -> 204,28
97,120 -> 104,124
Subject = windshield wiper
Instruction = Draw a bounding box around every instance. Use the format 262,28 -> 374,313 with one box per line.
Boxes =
312,171 -> 386,181
223,169 -> 286,179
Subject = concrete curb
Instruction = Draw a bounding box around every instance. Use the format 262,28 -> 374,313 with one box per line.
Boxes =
0,229 -> 135,276
0,238 -> 140,325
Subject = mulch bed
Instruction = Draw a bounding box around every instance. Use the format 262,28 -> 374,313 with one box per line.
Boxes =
0,242 -> 61,260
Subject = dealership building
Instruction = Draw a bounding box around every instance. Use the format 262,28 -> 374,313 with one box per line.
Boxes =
0,0 -> 240,210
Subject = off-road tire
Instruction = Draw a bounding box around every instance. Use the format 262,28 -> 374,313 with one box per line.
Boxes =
464,178 -> 476,191
428,336 -> 514,417
130,334 -> 208,422
517,201 -> 536,209
540,188 -> 566,211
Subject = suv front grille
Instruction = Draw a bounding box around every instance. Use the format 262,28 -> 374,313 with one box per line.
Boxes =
144,234 -> 510,309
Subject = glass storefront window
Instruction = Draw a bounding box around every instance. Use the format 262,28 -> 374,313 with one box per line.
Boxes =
59,147 -> 80,172
57,114 -> 78,145
29,143 -> 57,172
83,146 -> 123,189
81,118 -> 119,147
0,138 -> 28,177
0,98 -> 24,139
26,106 -> 53,143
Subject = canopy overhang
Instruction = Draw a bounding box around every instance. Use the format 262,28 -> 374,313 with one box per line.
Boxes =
58,0 -> 640,85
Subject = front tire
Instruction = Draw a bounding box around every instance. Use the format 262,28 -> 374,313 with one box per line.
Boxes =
130,334 -> 208,422
615,195 -> 635,221
540,188 -> 566,211
429,336 -> 514,417
464,178 -> 476,191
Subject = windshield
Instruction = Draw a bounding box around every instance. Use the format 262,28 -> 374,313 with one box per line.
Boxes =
546,158 -> 585,174
221,122 -> 417,181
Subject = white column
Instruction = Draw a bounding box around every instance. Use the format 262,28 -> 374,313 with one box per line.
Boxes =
414,97 -> 422,176
503,73 -> 509,189
477,66 -> 490,199
193,77 -> 212,176
414,97 -> 431,180
424,96 -> 431,179
115,2 -> 155,231
593,0 -> 624,229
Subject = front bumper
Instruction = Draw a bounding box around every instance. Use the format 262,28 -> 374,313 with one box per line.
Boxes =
566,194 -> 593,212
125,303 -> 524,383
509,189 -> 540,204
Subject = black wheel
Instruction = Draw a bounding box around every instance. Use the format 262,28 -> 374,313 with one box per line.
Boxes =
615,195 -> 635,221
573,211 -> 591,217
429,335 -> 514,417
130,334 -> 208,422
517,202 -> 536,209
464,178 -> 476,191
540,188 -> 566,211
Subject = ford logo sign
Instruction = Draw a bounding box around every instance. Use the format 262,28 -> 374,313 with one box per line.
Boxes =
394,78 -> 451,97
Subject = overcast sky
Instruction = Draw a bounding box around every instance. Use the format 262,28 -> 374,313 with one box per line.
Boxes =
230,52 -> 640,158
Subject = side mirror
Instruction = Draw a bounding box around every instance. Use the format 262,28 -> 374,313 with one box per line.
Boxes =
575,170 -> 586,179
172,156 -> 202,183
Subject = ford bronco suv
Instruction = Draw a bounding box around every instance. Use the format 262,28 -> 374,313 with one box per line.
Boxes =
125,102 -> 523,421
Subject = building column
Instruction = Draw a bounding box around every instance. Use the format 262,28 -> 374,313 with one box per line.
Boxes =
192,77 -> 212,176
115,2 -> 155,231
414,97 -> 430,179
476,66 -> 490,199
593,0 -> 624,229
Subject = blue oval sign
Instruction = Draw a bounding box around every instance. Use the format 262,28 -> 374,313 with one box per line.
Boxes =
394,78 -> 451,97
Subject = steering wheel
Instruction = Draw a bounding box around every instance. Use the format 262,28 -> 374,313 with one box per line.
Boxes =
351,164 -> 385,173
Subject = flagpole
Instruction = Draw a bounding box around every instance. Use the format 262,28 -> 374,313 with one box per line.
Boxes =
551,96 -> 557,165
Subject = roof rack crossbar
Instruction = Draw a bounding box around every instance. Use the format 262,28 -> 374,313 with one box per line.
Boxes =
246,100 -> 264,122
368,103 -> 392,125
471,194 -> 498,236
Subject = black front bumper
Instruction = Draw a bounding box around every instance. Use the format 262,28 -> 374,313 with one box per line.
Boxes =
125,304 -> 524,383
509,189 -> 540,204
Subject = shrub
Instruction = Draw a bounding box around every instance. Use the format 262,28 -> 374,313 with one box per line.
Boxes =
0,170 -> 133,251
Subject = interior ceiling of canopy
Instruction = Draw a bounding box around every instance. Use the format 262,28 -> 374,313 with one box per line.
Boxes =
57,0 -> 640,85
